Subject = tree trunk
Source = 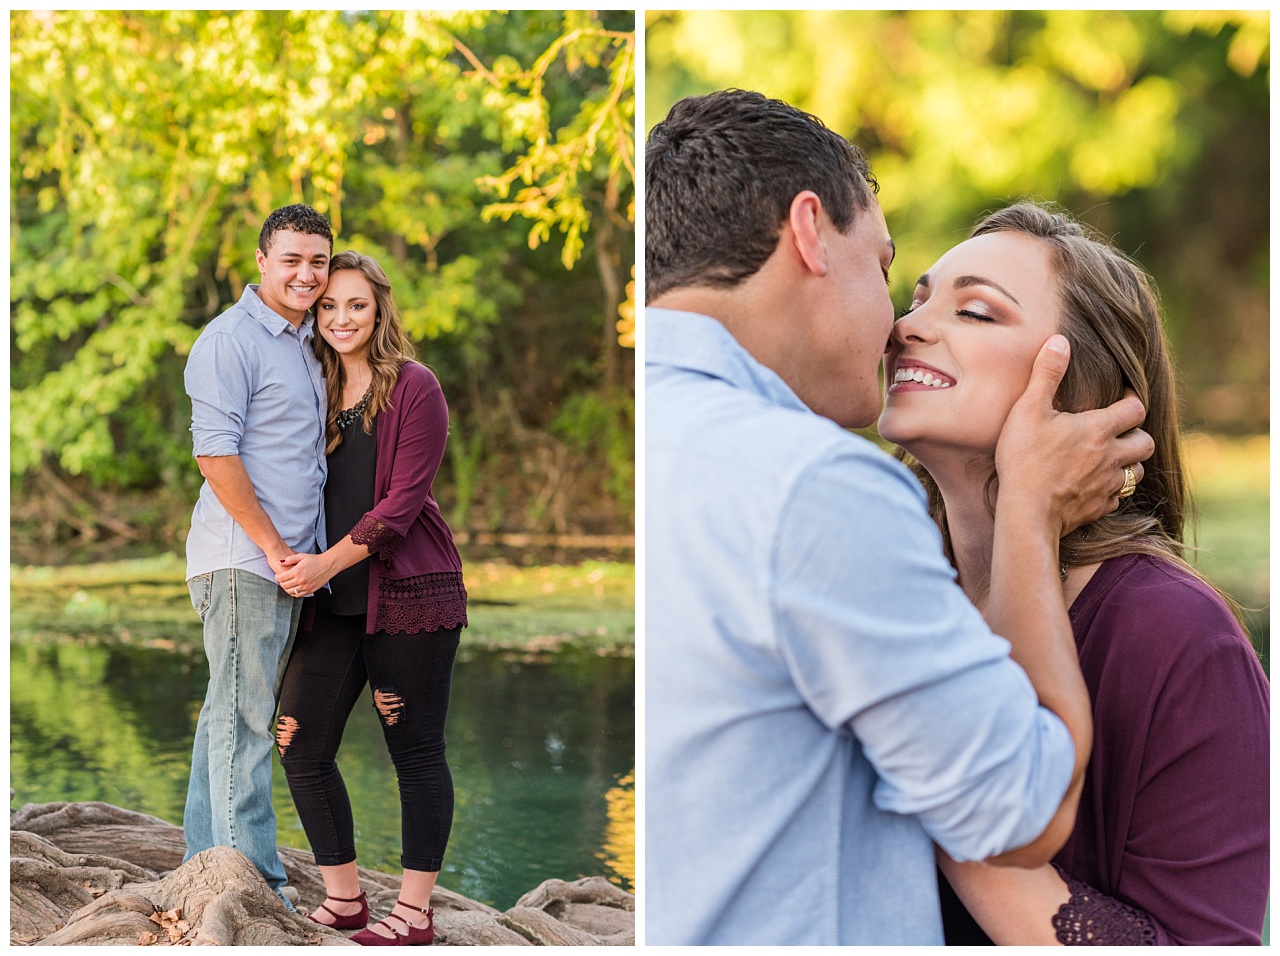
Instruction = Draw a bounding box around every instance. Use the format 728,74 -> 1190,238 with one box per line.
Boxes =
594,180 -> 623,394
10,800 -> 634,946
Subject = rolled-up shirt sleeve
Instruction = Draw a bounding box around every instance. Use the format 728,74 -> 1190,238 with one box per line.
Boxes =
772,448 -> 1075,863
185,332 -> 254,458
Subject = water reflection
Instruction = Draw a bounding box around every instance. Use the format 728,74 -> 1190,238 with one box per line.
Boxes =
10,639 -> 633,909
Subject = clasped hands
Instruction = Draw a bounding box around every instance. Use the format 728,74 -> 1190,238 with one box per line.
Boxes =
270,550 -> 335,598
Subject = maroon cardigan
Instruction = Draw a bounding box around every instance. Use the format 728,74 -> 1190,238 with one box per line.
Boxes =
942,552 -> 1269,944
346,360 -> 468,635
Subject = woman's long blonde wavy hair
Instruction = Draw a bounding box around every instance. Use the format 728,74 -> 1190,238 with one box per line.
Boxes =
313,250 -> 417,453
898,201 -> 1242,622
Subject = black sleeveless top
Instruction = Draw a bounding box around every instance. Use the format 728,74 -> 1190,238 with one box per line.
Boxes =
316,411 -> 377,616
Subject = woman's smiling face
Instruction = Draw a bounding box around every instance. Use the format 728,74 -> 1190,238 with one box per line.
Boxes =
877,230 -> 1062,463
317,269 -> 377,361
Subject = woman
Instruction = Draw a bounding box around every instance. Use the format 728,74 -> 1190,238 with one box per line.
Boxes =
274,250 -> 468,946
878,203 -> 1268,945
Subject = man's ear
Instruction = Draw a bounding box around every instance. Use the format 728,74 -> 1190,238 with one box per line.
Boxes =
787,191 -> 829,277
255,248 -> 267,273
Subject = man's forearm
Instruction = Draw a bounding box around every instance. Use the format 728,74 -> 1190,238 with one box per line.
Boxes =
937,849 -> 1070,944
983,493 -> 1092,867
197,455 -> 293,567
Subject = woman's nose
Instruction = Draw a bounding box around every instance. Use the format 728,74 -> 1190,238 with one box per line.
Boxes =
892,306 -> 937,345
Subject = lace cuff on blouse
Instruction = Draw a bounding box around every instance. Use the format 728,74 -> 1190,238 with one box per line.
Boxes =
1050,864 -> 1158,945
350,513 -> 404,560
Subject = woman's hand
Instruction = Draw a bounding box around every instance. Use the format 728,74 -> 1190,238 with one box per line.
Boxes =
275,535 -> 373,597
275,552 -> 336,597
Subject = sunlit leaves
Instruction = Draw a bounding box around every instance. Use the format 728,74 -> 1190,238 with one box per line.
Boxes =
477,22 -> 635,273
1165,10 -> 1270,77
12,10 -> 636,492
616,270 -> 635,350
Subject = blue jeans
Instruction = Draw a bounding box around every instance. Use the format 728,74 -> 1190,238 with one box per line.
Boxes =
183,569 -> 301,901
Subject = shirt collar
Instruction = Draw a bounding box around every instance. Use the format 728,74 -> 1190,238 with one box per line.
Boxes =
241,283 -> 315,339
645,307 -> 810,413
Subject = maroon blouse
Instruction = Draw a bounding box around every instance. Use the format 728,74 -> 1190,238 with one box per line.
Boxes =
942,552 -> 1269,945
348,360 -> 468,635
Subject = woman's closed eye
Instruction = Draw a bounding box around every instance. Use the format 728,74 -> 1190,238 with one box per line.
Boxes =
956,308 -> 995,322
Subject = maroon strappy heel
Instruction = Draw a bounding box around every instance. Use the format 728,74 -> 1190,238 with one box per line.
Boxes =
305,890 -> 369,930
350,900 -> 435,946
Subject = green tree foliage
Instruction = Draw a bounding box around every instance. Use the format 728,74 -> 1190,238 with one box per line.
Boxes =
11,10 -> 634,544
646,10 -> 1268,432
477,12 -> 635,394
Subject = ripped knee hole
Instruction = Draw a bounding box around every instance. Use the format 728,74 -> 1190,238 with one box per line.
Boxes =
373,689 -> 405,726
275,715 -> 299,755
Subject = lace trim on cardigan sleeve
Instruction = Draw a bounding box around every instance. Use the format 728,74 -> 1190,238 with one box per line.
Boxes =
350,513 -> 404,560
1050,864 -> 1158,945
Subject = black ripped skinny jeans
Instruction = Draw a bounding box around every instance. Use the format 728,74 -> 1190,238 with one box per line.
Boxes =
277,606 -> 461,871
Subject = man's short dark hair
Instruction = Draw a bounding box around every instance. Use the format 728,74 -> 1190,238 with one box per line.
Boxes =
646,89 -> 878,299
259,204 -> 333,255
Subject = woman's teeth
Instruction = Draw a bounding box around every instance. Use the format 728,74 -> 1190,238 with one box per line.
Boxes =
894,367 -> 951,388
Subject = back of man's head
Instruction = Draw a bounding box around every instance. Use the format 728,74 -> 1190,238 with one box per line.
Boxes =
259,204 -> 333,255
645,89 -> 878,300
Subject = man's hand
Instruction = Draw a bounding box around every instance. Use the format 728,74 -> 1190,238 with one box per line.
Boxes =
996,335 -> 1155,537
267,550 -> 300,580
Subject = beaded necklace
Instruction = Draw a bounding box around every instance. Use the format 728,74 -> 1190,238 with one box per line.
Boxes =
336,387 -> 374,432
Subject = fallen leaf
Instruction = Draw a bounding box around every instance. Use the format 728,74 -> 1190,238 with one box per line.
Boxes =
138,930 -> 159,945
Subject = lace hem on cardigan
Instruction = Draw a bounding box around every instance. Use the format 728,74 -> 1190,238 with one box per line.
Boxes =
1050,864 -> 1158,945
378,571 -> 469,635
350,513 -> 403,560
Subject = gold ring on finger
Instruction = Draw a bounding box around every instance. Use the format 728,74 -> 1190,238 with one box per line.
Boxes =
1118,465 -> 1137,499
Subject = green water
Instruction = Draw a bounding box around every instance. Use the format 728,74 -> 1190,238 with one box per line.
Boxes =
9,637 -> 634,910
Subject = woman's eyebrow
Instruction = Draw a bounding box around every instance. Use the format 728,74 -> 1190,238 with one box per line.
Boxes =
952,274 -> 1021,306
913,272 -> 1021,307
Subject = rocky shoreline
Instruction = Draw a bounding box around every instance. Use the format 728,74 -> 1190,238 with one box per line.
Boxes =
11,801 -> 634,946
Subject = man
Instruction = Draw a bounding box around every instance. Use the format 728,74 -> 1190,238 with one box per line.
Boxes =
182,203 -> 332,906
645,90 -> 1154,944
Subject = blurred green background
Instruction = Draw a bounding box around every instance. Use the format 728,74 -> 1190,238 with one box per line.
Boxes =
647,10 -> 1269,658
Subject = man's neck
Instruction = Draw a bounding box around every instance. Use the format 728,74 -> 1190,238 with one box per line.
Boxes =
651,283 -> 798,377
251,285 -> 307,329
650,287 -> 747,326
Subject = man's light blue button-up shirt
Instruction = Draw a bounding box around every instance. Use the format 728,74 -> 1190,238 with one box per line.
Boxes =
185,284 -> 328,582
645,307 -> 1075,945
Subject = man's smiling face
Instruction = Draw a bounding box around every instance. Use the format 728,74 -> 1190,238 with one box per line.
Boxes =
254,229 -> 331,324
